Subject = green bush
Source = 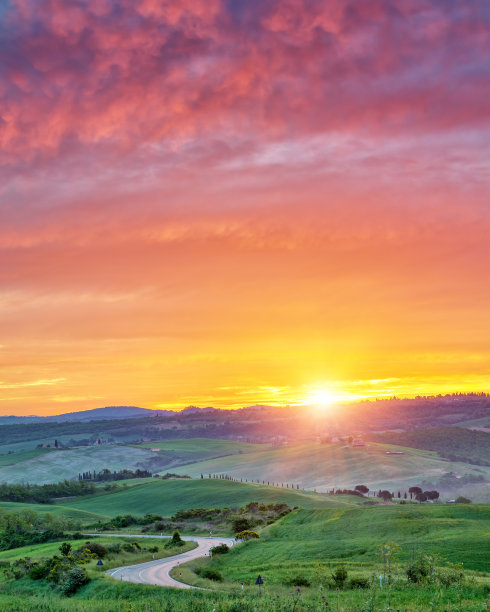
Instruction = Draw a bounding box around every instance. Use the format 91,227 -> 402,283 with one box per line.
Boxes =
78,541 -> 108,558
349,576 -> 370,589
165,531 -> 185,548
210,543 -> 229,555
58,565 -> 89,595
195,567 -> 224,582
455,496 -> 472,504
406,554 -> 432,583
283,574 -> 311,587
331,565 -> 348,588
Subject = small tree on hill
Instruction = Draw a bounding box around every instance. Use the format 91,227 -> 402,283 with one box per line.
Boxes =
378,490 -> 393,502
355,485 -> 369,495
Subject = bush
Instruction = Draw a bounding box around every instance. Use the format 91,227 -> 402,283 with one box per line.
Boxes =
283,574 -> 311,587
195,567 -> 223,582
165,531 -> 185,548
349,576 -> 370,589
331,565 -> 348,588
58,565 -> 89,595
78,542 -> 108,558
455,496 -> 472,504
232,517 -> 252,533
210,544 -> 229,555
235,530 -> 259,540
406,555 -> 432,583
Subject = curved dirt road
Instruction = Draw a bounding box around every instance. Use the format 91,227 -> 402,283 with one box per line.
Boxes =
94,534 -> 234,588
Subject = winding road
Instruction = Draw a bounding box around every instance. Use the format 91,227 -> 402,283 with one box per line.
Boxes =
85,533 -> 235,588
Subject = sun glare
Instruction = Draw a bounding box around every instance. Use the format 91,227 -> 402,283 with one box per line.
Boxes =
308,388 -> 338,411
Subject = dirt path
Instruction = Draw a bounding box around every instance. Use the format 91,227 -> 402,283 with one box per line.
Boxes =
90,534 -> 234,588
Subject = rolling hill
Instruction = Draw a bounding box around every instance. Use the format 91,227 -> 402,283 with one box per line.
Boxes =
60,478 -> 358,517
166,441 -> 490,501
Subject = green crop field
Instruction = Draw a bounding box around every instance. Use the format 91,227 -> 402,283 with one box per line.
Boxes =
61,478 -> 358,517
166,441 -> 490,501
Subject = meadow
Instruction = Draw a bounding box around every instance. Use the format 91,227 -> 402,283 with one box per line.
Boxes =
167,441 -> 490,501
0,503 -> 488,611
60,478 -> 358,517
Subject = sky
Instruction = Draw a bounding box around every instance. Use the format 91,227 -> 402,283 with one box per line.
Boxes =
1,0 -> 490,415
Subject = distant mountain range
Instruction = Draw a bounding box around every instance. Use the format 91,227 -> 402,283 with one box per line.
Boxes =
0,403 -> 279,424
0,406 -> 162,424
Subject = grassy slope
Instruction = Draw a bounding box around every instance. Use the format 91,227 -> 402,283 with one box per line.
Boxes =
210,504 -> 490,584
138,438 -> 264,462
167,441 -> 490,496
0,535 -> 195,564
61,478 -> 358,517
0,439 -> 265,484
0,501 -> 109,522
0,445 -> 164,484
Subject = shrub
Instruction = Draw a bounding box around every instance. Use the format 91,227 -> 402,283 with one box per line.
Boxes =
28,561 -> 49,580
455,496 -> 472,504
283,574 -> 311,587
232,517 -> 252,533
165,531 -> 185,548
210,544 -> 229,555
331,565 -> 348,588
406,555 -> 432,583
235,530 -> 259,540
349,576 -> 370,589
195,567 -> 223,582
58,565 -> 89,595
78,542 -> 108,558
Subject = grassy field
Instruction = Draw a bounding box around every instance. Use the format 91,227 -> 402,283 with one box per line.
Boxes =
166,441 -> 490,499
138,438 -> 264,462
0,445 -> 167,484
203,504 -> 490,580
1,438 -> 488,502
0,500 -> 109,523
0,504 -> 488,611
61,478 -> 359,517
0,439 -> 266,484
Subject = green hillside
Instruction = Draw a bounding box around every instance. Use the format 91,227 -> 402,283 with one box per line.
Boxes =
61,478 -> 358,517
208,504 -> 490,583
0,501 -> 109,523
166,441 -> 490,500
369,427 -> 490,466
138,438 -> 263,462
0,439 -> 265,484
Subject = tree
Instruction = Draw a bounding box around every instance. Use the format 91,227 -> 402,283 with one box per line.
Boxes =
355,485 -> 369,495
415,493 -> 428,503
455,496 -> 471,504
409,486 -> 422,499
59,542 -> 72,557
378,490 -> 393,501
424,490 -> 439,501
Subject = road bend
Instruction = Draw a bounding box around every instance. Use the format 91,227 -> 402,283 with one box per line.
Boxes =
83,533 -> 235,589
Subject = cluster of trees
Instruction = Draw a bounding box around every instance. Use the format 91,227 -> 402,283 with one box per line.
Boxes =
0,480 -> 95,503
78,468 -> 152,482
0,509 -> 81,551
